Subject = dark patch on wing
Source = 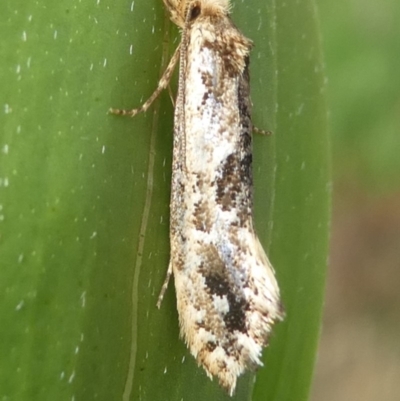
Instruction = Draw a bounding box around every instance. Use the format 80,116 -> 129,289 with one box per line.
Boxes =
191,174 -> 212,232
237,56 -> 253,197
215,153 -> 241,211
205,271 -> 248,333
192,199 -> 212,232
204,272 -> 230,297
200,244 -> 249,333
206,341 -> 217,352
224,291 -> 248,333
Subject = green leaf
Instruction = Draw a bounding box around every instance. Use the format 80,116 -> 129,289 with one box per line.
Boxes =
0,0 -> 329,400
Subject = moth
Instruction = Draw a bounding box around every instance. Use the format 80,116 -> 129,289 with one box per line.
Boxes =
111,0 -> 284,395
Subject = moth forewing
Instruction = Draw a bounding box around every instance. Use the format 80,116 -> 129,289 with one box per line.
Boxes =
168,0 -> 284,396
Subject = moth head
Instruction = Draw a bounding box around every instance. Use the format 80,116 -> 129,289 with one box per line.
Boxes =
163,0 -> 231,27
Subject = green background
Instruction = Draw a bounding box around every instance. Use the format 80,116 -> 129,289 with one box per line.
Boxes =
0,0 -> 329,400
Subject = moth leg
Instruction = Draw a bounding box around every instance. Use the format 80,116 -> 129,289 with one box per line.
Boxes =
156,261 -> 173,309
253,126 -> 272,136
109,45 -> 180,117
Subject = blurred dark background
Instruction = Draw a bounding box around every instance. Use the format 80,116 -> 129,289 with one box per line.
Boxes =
311,1 -> 400,400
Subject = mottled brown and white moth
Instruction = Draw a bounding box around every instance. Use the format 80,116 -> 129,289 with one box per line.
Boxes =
111,0 -> 284,395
